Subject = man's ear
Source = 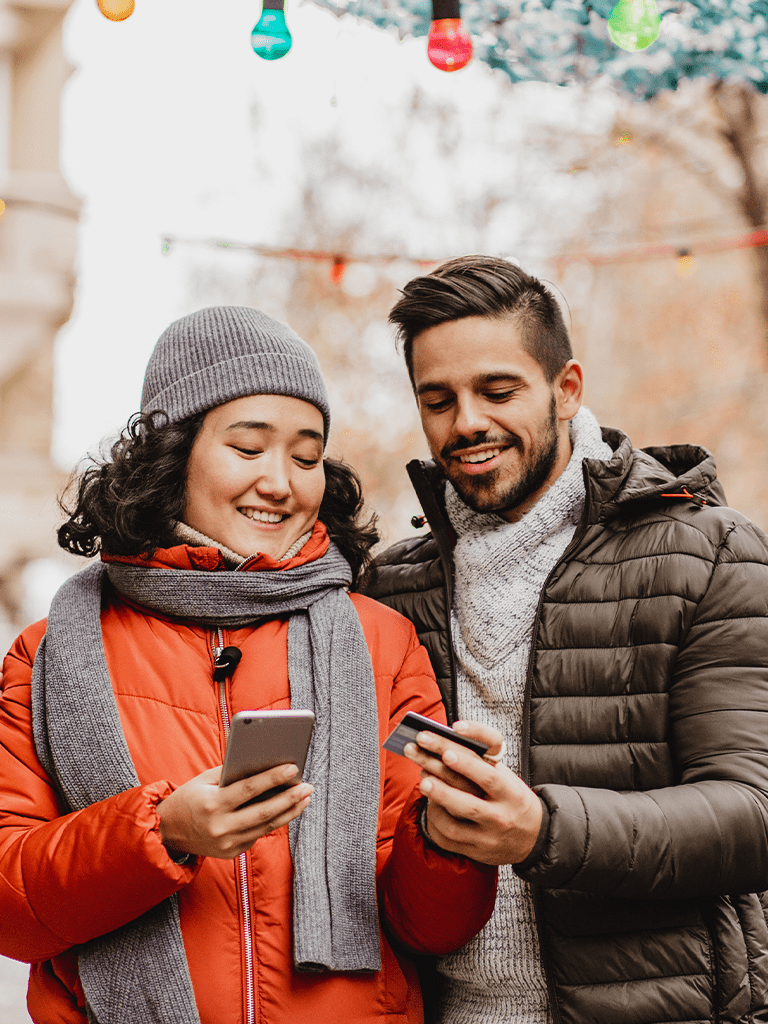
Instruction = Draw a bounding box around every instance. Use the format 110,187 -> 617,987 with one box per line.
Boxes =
555,360 -> 584,422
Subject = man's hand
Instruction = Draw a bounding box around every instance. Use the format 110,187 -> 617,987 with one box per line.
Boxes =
404,721 -> 543,866
156,763 -> 313,860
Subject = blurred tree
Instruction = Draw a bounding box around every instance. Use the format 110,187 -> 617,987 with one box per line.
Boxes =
532,75 -> 768,525
529,78 -> 768,348
617,81 -> 768,342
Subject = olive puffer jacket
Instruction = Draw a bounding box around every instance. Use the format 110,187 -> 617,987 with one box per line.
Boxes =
363,426 -> 768,1024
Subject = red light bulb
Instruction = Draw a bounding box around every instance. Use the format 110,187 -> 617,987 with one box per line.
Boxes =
428,19 -> 472,71
427,0 -> 472,71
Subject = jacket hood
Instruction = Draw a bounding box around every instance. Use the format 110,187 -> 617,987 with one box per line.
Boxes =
407,426 -> 726,537
585,427 -> 726,523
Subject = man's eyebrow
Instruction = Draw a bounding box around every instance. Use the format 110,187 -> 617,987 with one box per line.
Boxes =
472,372 -> 526,388
415,372 -> 526,398
415,382 -> 449,398
225,421 -> 323,442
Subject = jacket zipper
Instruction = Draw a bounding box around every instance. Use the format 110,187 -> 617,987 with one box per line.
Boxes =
519,465 -> 595,1024
212,626 -> 256,1024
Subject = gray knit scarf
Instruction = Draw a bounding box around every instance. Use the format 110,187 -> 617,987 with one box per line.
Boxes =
30,541 -> 381,1024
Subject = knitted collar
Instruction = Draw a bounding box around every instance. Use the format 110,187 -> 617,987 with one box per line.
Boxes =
170,520 -> 312,568
445,408 -> 613,670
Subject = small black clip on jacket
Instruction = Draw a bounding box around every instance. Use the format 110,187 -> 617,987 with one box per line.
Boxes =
411,515 -> 427,529
213,645 -> 243,682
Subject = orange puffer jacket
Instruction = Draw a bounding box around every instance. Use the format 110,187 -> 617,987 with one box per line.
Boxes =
0,527 -> 496,1024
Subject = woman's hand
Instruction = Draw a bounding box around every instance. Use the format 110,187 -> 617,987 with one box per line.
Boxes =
156,763 -> 313,860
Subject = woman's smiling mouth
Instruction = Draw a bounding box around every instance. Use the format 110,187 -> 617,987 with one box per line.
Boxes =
238,507 -> 288,524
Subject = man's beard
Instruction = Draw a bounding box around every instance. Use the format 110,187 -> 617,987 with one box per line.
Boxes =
437,395 -> 560,516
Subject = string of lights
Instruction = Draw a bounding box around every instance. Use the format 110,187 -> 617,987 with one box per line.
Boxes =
160,225 -> 768,281
0,197 -> 80,221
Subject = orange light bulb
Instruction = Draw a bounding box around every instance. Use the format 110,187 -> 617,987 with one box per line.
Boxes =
330,257 -> 346,285
675,250 -> 696,279
97,0 -> 135,22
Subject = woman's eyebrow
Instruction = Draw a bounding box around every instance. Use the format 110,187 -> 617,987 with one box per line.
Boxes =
226,420 -> 274,432
226,421 -> 323,442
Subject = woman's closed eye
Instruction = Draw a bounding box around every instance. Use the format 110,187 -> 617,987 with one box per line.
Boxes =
230,443 -> 320,467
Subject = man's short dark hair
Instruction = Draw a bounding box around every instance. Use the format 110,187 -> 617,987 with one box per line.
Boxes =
389,254 -> 573,385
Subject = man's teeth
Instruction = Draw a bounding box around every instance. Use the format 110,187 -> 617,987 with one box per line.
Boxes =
459,448 -> 502,464
240,509 -> 285,523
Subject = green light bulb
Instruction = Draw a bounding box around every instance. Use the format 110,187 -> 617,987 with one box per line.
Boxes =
252,1 -> 292,61
607,0 -> 661,51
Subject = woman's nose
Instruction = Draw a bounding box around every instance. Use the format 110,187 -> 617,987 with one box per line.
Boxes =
254,455 -> 291,500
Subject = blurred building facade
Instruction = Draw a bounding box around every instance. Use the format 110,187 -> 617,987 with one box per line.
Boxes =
0,0 -> 78,650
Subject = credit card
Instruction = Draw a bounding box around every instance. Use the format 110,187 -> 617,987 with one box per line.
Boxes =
383,711 -> 489,758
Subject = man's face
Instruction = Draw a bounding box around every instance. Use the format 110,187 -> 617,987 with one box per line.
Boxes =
411,316 -> 579,522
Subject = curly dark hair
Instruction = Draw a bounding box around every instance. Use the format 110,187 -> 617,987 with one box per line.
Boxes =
58,410 -> 379,588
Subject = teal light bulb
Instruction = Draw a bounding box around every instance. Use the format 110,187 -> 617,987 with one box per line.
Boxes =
607,0 -> 661,51
252,1 -> 292,60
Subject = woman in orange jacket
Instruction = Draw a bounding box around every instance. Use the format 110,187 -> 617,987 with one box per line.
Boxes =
0,306 -> 496,1024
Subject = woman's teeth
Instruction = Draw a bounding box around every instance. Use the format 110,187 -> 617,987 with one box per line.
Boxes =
239,509 -> 285,523
459,448 -> 502,464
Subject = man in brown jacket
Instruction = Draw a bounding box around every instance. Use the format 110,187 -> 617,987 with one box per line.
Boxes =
366,254 -> 768,1024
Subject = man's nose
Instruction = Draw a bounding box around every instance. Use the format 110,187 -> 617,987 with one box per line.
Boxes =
452,397 -> 492,439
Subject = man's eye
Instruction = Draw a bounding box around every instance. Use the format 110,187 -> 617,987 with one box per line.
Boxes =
424,397 -> 453,411
486,390 -> 516,401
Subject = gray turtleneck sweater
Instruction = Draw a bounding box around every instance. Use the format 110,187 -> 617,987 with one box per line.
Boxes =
436,408 -> 612,1024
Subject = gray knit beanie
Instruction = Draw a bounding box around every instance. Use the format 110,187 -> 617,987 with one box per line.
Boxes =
141,306 -> 331,443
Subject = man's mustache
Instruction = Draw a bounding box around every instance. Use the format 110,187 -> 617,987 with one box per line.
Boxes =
441,433 -> 521,460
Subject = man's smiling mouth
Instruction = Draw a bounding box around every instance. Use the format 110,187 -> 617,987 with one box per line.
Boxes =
456,447 -> 504,464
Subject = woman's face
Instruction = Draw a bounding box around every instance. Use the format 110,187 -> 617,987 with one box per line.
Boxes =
183,394 -> 326,561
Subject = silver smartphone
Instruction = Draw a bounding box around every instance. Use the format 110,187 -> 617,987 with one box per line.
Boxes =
219,710 -> 316,798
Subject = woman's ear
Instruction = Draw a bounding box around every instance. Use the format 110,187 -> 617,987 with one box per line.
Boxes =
555,359 -> 584,422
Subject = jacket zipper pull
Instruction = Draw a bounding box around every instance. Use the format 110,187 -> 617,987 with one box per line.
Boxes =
213,645 -> 242,682
661,486 -> 708,507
